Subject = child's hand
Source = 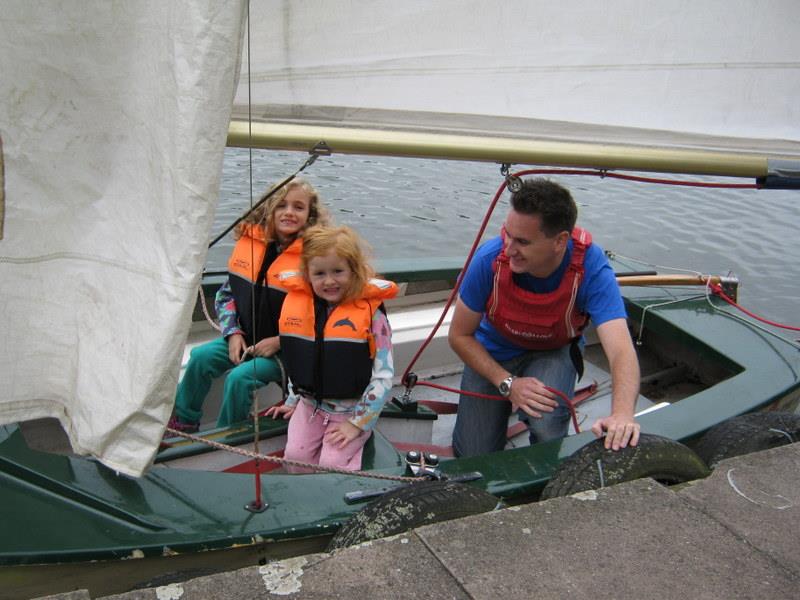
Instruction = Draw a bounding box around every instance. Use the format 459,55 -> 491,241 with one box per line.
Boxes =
227,333 -> 247,364
325,421 -> 362,449
264,404 -> 295,420
251,336 -> 280,358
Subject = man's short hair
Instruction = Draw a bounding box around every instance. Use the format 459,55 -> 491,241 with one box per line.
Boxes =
510,178 -> 577,237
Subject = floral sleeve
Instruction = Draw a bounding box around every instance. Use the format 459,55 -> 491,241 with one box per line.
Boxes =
349,309 -> 394,432
214,279 -> 245,339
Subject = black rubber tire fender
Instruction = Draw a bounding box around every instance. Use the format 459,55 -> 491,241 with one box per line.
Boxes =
540,433 -> 710,500
692,411 -> 800,469
327,480 -> 502,551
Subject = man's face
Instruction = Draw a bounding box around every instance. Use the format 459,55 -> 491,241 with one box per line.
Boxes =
502,209 -> 568,277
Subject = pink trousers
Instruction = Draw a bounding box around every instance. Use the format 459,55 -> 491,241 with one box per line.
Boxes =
284,398 -> 371,472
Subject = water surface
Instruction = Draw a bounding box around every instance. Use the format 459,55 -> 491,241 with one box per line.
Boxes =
213,148 -> 798,330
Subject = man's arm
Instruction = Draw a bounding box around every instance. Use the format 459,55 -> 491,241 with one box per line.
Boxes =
448,298 -> 558,417
448,298 -> 506,387
591,317 -> 641,449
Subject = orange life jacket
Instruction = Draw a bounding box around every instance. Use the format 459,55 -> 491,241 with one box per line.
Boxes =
486,227 -> 592,350
227,225 -> 302,345
278,274 -> 398,399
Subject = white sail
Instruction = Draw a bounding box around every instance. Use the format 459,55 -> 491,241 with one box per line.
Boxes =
235,0 -> 800,163
0,1 -> 246,476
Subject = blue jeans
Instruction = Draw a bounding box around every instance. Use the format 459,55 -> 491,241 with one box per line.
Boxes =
174,336 -> 282,427
452,345 -> 577,457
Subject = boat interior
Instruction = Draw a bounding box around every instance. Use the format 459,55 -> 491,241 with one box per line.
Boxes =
18,266 -> 742,476
16,267 -> 741,475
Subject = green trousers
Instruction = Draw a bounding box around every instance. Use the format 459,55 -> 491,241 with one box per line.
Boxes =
174,336 -> 282,427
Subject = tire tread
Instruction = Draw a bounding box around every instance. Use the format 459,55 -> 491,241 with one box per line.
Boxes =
541,433 -> 709,500
328,480 -> 499,550
693,412 -> 800,468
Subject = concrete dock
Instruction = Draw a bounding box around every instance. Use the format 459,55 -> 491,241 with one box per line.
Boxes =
38,442 -> 800,600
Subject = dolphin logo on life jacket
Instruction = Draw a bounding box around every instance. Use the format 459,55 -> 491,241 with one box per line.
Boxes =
333,317 -> 357,331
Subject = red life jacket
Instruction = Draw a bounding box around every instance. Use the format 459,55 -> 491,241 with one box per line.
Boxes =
485,227 -> 592,350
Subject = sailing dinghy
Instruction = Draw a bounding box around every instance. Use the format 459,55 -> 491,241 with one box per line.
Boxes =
1,1 -> 799,598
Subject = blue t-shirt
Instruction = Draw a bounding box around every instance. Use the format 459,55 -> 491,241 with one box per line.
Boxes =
458,235 -> 626,361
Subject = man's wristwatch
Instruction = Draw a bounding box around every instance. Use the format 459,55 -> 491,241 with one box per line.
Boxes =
498,375 -> 515,398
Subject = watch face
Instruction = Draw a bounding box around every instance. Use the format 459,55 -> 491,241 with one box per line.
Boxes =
499,378 -> 512,396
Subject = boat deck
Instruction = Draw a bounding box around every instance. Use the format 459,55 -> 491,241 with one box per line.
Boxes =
175,296 -> 689,467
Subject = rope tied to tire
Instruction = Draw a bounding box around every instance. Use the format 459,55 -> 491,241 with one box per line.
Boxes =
595,458 -> 606,488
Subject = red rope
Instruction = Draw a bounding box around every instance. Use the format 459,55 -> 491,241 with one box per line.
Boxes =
414,380 -> 581,433
401,167 -> 758,385
252,467 -> 264,508
527,168 -> 757,189
400,180 -> 509,385
398,167 -> 764,438
709,283 -> 800,331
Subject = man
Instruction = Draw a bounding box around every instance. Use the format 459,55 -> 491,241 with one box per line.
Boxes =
449,178 -> 640,457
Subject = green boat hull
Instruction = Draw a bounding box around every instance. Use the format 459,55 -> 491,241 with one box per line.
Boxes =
2,260 -> 799,599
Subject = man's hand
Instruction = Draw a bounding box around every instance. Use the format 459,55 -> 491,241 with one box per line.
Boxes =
591,414 -> 640,450
508,376 -> 558,418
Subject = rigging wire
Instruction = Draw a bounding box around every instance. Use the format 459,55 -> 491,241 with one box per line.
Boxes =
606,251 -> 704,278
242,1 -> 267,513
207,154 -> 318,250
611,246 -> 800,337
182,3 -> 327,493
